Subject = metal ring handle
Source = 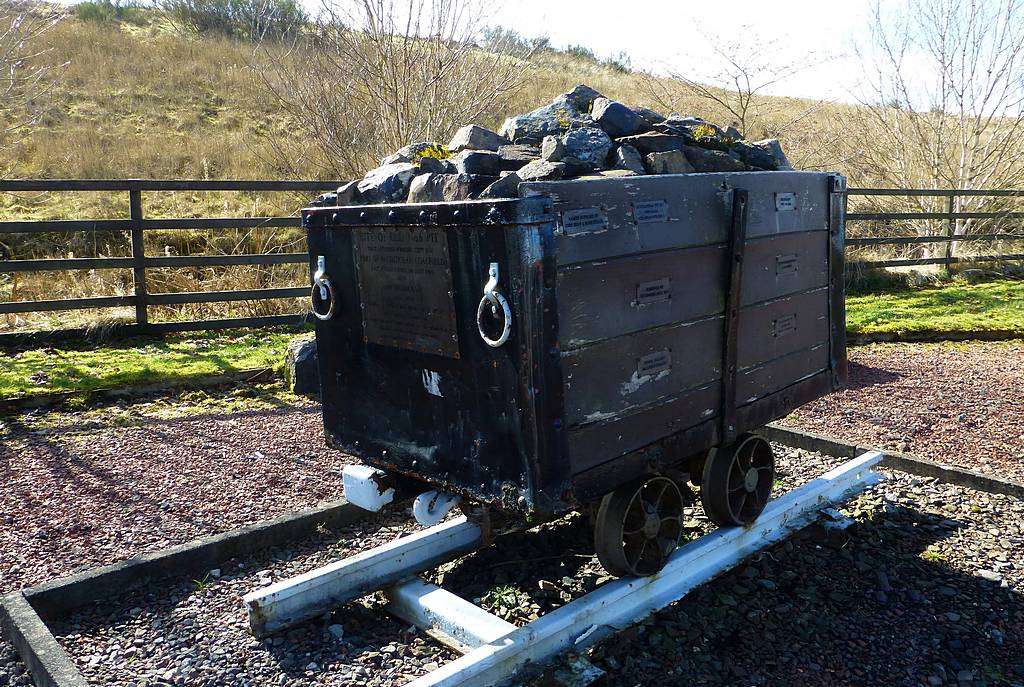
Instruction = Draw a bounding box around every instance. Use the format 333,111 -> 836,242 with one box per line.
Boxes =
477,290 -> 511,347
310,277 -> 336,321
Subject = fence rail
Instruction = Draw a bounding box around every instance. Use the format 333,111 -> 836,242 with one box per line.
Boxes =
1,180 -> 1023,343
845,187 -> 1024,269
0,178 -> 344,342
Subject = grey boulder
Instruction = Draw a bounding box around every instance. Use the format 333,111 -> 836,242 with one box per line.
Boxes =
591,97 -> 642,138
682,145 -> 746,172
286,334 -> 319,396
645,149 -> 695,174
357,162 -> 417,203
616,132 -> 687,155
452,150 -> 504,176
732,141 -> 778,170
499,84 -> 601,145
407,173 -> 481,203
417,156 -> 457,174
753,138 -> 793,170
497,144 -> 541,169
447,125 -> 509,153
559,127 -> 614,171
335,180 -> 360,205
614,144 -> 646,174
541,135 -> 565,162
517,159 -> 567,182
479,172 -> 522,199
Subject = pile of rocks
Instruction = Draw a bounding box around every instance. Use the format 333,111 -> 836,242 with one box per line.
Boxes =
319,84 -> 793,206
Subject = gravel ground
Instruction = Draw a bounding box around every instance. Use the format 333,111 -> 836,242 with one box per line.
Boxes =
15,447 -> 1021,687
2,341 -> 1022,686
782,341 -> 1024,483
0,387 -> 350,594
49,512 -> 456,687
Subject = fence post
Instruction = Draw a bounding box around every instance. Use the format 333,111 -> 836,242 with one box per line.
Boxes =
944,192 -> 956,264
129,186 -> 148,326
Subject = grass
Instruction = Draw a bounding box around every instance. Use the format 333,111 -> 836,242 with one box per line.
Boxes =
0,327 -> 301,398
0,278 -> 1020,400
846,278 -> 1024,335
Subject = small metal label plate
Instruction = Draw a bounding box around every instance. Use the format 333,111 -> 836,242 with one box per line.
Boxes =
632,199 -> 669,224
775,192 -> 797,211
353,227 -> 459,358
775,253 -> 799,276
635,277 -> 671,306
637,349 -> 672,377
772,314 -> 798,337
560,207 -> 607,235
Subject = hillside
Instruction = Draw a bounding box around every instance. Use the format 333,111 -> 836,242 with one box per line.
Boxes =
7,9 -> 870,188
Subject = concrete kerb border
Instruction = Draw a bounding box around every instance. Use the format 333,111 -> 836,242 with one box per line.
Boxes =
846,330 -> 1024,346
0,499 -> 367,687
3,429 -> 1023,687
758,424 -> 1024,500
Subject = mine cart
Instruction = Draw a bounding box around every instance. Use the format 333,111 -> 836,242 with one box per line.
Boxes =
304,171 -> 847,577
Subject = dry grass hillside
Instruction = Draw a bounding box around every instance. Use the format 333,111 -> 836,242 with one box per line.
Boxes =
7,9 -> 869,193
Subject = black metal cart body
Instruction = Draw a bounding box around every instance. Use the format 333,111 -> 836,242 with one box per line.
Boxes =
304,171 -> 847,520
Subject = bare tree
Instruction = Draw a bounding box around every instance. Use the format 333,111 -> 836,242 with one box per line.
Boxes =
643,32 -> 823,141
0,0 -> 60,172
252,0 -> 534,179
853,0 -> 1024,257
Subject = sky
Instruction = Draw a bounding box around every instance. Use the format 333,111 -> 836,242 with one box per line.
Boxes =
483,0 -> 878,102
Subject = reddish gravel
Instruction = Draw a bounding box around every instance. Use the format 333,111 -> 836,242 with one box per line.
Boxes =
0,404 -> 351,594
782,341 -> 1024,483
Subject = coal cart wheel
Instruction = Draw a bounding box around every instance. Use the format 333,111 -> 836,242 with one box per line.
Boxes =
700,433 -> 775,527
594,475 -> 688,577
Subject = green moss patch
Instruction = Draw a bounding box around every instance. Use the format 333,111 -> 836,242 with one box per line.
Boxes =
846,279 -> 1024,335
0,328 -> 300,399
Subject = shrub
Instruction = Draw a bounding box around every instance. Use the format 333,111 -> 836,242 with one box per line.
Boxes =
601,51 -> 631,73
160,0 -> 306,41
563,44 -> 596,61
73,0 -> 148,25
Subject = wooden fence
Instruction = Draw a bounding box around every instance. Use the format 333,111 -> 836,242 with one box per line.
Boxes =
2,180 -> 1023,343
0,178 -> 343,343
846,187 -> 1024,268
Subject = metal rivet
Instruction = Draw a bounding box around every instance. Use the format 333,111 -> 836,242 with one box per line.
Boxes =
359,211 -> 367,220
331,212 -> 338,222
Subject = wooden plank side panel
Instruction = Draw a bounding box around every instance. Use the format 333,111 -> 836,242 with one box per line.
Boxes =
735,287 -> 830,370
736,343 -> 830,405
567,383 -> 721,475
523,171 -> 829,266
556,245 -> 726,347
740,232 -> 829,306
562,316 -> 723,427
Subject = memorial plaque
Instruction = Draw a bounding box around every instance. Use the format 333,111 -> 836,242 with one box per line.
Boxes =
353,226 -> 460,358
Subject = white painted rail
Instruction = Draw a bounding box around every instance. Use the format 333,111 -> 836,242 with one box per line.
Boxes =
385,578 -> 516,653
244,516 -> 482,637
405,451 -> 884,687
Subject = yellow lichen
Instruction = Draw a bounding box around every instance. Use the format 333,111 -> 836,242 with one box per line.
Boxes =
412,143 -> 450,162
691,123 -> 718,141
555,107 -> 574,130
